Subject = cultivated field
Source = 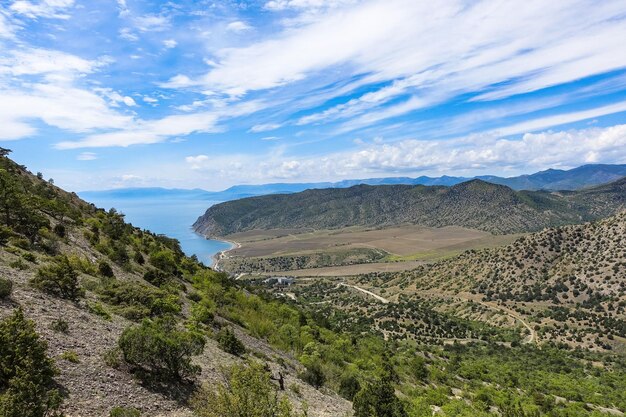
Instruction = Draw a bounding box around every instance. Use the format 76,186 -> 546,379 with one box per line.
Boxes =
222,225 -> 521,274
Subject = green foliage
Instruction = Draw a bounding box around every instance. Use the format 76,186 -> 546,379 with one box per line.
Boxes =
60,350 -> 80,363
353,356 -> 406,417
118,317 -> 205,381
32,255 -> 83,300
96,279 -> 181,320
50,319 -> 69,333
98,260 -> 114,278
110,407 -> 141,417
217,327 -> 246,356
299,361 -> 326,389
0,278 -> 12,299
149,250 -> 178,275
88,302 -> 112,320
338,372 -> 361,401
192,361 -> 305,417
0,309 -> 62,417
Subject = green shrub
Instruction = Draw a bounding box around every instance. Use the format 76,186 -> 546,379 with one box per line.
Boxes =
0,309 -> 62,416
217,327 -> 246,357
299,361 -> 326,389
133,252 -> 145,265
0,225 -> 13,246
192,361 -> 305,417
53,224 -> 66,238
143,269 -> 169,287
22,252 -> 37,263
96,279 -> 179,320
0,278 -> 12,299
149,250 -> 178,275
110,407 -> 141,417
339,372 -> 361,401
60,350 -> 80,363
118,317 -> 205,381
88,302 -> 112,320
9,259 -> 28,270
98,260 -> 114,278
103,347 -> 123,369
50,318 -> 69,333
32,255 -> 83,300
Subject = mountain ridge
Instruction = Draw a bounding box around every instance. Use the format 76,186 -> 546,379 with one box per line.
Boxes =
80,163 -> 626,202
194,177 -> 626,237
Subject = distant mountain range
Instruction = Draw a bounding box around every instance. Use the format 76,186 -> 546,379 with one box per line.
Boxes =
194,177 -> 626,236
80,164 -> 626,203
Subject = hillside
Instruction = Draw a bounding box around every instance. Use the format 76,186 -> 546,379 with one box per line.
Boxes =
0,150 -> 353,416
355,210 -> 626,350
194,178 -> 626,236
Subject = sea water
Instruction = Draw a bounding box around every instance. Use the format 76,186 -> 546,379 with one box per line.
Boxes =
78,195 -> 232,266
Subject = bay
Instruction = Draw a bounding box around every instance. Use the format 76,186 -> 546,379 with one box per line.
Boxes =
78,195 -> 231,266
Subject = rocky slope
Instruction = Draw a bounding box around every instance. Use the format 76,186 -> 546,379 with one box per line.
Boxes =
0,151 -> 351,416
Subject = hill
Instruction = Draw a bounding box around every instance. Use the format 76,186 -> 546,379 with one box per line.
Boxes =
193,178 -> 626,237
0,150 -> 354,416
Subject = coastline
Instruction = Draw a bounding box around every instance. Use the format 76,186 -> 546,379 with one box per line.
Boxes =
210,238 -> 241,271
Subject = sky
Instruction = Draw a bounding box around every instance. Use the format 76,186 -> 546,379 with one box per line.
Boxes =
1,0 -> 626,192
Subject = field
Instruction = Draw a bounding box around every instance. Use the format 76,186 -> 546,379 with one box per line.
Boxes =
220,225 -> 521,274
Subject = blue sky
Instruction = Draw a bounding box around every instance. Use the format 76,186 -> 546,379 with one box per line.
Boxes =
1,0 -> 626,191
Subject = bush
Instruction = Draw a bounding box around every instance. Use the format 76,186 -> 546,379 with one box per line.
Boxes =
32,255 -> 83,300
118,317 -> 205,381
88,302 -> 112,320
110,407 -> 141,417
149,250 -> 178,275
0,309 -> 62,416
98,260 -> 114,278
192,361 -> 305,417
339,372 -> 361,401
0,278 -> 12,299
60,350 -> 80,363
299,361 -> 326,389
53,224 -> 66,238
217,327 -> 246,357
50,318 -> 69,333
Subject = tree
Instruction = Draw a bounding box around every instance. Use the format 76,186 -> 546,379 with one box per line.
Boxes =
0,309 -> 62,417
192,361 -> 305,417
353,356 -> 407,417
32,255 -> 83,300
217,327 -> 246,356
118,317 -> 205,381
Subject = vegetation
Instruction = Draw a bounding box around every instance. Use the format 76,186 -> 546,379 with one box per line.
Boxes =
0,278 -> 12,299
216,327 -> 246,356
109,407 -> 141,417
194,178 -> 626,236
31,255 -> 83,300
0,309 -> 62,417
118,316 -> 205,381
192,361 -> 306,417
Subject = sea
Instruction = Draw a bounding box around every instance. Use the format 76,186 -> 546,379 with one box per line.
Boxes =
78,195 -> 232,266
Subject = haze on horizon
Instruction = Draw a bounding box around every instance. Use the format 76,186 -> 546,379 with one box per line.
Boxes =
1,0 -> 626,191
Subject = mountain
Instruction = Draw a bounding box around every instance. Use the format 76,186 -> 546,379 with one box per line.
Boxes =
80,164 -> 626,204
477,164 -> 626,191
193,178 -> 626,237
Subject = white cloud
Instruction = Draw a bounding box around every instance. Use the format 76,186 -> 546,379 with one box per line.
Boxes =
55,100 -> 263,149
179,0 -> 626,131
0,48 -> 100,76
226,21 -> 252,32
77,152 -> 97,160
264,0 -> 357,12
163,39 -> 177,48
9,0 -> 75,19
249,123 -> 281,133
183,124 -> 626,183
119,28 -> 139,41
185,155 -> 209,170
134,14 -> 169,32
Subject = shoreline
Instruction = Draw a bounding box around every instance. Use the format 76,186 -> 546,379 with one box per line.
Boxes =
209,238 -> 241,271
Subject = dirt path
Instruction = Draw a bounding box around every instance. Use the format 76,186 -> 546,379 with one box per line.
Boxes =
339,283 -> 389,303
477,300 -> 538,344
